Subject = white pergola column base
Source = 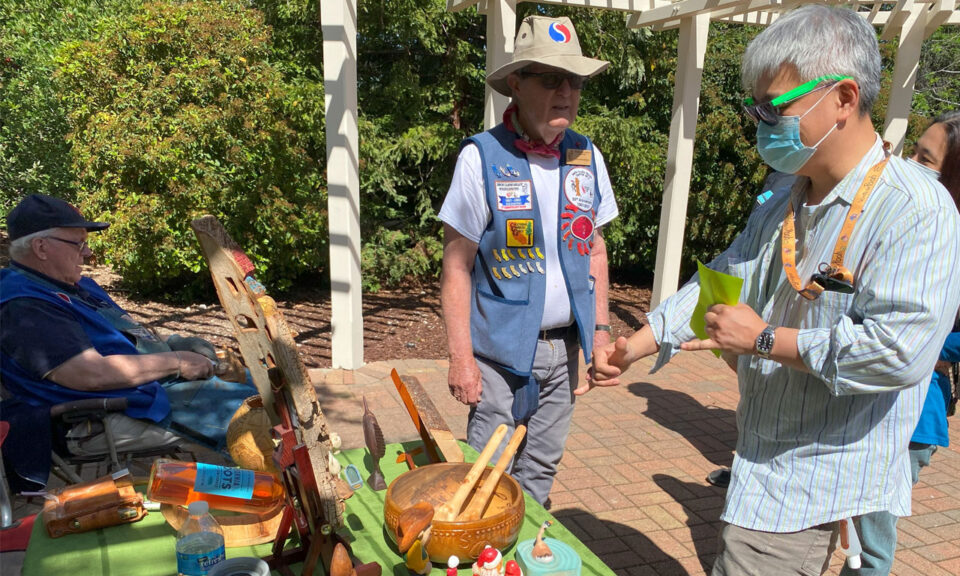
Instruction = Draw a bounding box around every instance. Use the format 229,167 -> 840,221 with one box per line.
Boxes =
322,0 -> 364,369
650,13 -> 710,309
481,0 -> 516,130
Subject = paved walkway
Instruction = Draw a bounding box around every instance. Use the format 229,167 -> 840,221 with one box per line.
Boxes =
313,352 -> 960,576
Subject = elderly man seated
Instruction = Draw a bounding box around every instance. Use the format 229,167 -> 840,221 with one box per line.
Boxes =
1,194 -> 256,488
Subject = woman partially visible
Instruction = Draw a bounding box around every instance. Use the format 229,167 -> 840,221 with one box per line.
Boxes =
843,111 -> 960,576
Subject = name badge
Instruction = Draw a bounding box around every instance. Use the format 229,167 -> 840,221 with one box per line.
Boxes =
565,148 -> 592,166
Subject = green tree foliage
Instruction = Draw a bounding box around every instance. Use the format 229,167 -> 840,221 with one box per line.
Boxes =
54,0 -> 326,295
0,0 -> 140,215
913,27 -> 960,119
4,0 -> 953,295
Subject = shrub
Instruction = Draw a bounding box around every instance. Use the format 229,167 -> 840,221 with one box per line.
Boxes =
55,0 -> 326,297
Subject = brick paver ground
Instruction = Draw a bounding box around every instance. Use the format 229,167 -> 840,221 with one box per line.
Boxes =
313,352 -> 960,576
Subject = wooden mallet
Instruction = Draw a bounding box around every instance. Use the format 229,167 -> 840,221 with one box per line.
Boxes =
434,424 -> 508,522
456,424 -> 526,521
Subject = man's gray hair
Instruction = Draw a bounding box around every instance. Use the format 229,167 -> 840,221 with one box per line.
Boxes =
741,5 -> 881,116
8,229 -> 53,260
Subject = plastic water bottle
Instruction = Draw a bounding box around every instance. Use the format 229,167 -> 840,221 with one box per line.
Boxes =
176,501 -> 226,576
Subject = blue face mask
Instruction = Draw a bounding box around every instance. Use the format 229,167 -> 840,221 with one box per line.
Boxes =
906,157 -> 941,180
756,85 -> 839,174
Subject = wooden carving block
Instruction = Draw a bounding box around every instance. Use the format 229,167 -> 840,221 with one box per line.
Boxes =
391,369 -> 464,463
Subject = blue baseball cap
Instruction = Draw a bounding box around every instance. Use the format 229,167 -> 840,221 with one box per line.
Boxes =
6,194 -> 109,241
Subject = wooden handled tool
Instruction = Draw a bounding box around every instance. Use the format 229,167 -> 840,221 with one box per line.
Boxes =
457,425 -> 526,521
433,424 -> 508,522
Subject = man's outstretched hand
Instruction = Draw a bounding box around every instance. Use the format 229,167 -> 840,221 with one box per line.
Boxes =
579,336 -> 632,395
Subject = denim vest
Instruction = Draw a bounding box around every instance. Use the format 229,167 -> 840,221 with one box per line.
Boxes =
0,266 -> 170,422
467,124 -> 600,376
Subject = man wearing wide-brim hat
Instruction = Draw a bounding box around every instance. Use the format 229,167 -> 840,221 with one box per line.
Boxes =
438,15 -> 619,504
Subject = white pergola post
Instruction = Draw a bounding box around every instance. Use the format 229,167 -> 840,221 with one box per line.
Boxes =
481,0 -> 516,130
650,13 -> 710,309
882,2 -> 930,154
322,0 -> 364,369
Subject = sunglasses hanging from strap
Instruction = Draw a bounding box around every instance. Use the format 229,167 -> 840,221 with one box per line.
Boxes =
781,154 -> 889,301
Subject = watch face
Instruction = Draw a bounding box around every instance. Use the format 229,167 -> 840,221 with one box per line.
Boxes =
756,328 -> 775,356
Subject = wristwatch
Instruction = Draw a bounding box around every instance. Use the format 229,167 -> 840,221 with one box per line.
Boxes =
755,325 -> 776,359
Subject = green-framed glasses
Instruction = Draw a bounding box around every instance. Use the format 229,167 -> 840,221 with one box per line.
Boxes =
743,74 -> 852,126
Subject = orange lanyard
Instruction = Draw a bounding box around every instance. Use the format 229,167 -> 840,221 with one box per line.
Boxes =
781,157 -> 888,300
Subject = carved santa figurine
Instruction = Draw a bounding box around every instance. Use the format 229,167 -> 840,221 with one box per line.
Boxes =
471,546 -> 504,576
504,560 -> 523,576
447,555 -> 460,576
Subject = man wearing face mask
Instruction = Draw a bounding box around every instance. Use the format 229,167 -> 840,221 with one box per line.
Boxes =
590,5 -> 960,575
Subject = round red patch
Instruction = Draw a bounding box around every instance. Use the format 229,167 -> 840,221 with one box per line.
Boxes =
570,215 -> 594,240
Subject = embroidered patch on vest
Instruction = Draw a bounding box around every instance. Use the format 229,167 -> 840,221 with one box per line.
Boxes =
495,181 -> 533,211
55,292 -> 71,304
561,210 -> 595,255
505,219 -> 534,247
563,167 -> 595,211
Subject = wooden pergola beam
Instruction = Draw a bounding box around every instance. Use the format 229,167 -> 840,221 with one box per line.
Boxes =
628,0 -> 782,28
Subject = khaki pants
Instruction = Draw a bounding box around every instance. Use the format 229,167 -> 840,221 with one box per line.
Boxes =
712,522 -> 839,576
66,413 -> 181,457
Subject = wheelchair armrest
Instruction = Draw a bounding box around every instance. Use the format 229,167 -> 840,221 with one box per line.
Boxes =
50,398 -> 129,422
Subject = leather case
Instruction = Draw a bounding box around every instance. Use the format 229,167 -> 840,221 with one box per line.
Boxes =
42,470 -> 147,538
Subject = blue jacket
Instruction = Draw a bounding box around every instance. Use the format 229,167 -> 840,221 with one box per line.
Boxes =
0,266 -> 170,422
467,124 -> 601,376
911,330 -> 960,446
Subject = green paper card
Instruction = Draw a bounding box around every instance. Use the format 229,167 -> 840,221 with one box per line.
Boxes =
690,260 -> 744,358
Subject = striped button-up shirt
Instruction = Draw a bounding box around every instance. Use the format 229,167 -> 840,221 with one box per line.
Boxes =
647,136 -> 960,532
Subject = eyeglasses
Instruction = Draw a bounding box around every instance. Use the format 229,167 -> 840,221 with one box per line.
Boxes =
46,236 -> 89,253
519,70 -> 586,90
743,74 -> 852,126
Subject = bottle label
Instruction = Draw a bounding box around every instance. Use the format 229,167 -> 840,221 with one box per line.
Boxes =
177,546 -> 225,575
194,463 -> 254,499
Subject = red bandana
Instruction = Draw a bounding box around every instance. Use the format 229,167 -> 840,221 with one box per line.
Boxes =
503,104 -> 562,160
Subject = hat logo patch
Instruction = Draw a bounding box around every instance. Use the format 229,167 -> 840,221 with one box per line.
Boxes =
549,23 -> 571,43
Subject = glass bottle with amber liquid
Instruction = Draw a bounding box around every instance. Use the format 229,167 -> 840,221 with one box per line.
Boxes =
148,459 -> 284,514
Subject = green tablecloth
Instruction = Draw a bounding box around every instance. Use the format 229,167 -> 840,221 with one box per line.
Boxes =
23,441 -> 614,576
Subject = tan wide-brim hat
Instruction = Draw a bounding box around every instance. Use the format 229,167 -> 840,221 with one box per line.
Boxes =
486,16 -> 610,97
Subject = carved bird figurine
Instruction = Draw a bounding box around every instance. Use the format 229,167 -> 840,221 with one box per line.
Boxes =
331,543 -> 358,576
532,520 -> 554,562
362,395 -> 387,490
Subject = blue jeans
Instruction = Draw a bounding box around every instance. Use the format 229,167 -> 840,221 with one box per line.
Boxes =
838,443 -> 938,576
161,375 -> 258,453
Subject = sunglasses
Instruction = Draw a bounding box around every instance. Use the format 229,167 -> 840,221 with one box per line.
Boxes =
743,74 -> 851,126
47,236 -> 89,253
519,70 -> 587,90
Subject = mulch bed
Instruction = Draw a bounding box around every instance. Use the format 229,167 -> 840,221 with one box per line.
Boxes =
88,267 -> 652,367
2,230 -> 651,367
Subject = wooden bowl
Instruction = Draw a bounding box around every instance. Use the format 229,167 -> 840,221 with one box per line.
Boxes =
161,503 -> 283,547
384,462 -> 525,563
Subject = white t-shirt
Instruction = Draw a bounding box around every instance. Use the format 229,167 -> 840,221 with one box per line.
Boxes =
439,142 -> 619,330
